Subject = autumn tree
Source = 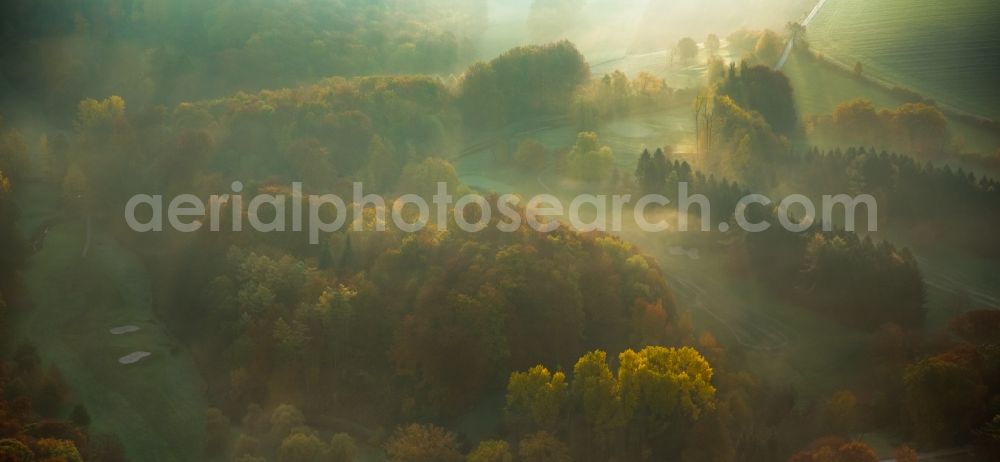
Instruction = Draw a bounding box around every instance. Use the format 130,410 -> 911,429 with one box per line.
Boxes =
205,407 -> 232,457
467,440 -> 514,462
894,445 -> 918,462
618,346 -> 716,449
822,390 -> 858,436
571,351 -> 622,448
506,365 -> 568,432
278,432 -> 328,462
385,424 -> 463,462
518,431 -> 571,462
904,354 -> 987,445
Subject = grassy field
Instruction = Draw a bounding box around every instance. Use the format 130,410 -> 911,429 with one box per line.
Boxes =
806,0 -> 1000,120
17,209 -> 206,461
782,51 -> 1000,156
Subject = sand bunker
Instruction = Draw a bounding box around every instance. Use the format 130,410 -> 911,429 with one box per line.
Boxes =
668,246 -> 700,260
109,325 -> 141,335
118,351 -> 151,364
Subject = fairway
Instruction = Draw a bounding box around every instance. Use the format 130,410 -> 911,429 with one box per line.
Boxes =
19,219 -> 206,461
806,0 -> 1000,120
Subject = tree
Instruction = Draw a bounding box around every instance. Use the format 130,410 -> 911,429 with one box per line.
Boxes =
681,410 -> 734,462
676,38 -> 699,64
831,99 -> 881,147
705,34 -> 721,56
70,404 -> 90,427
791,440 -> 878,462
567,132 -> 615,183
278,432 -> 328,462
822,390 -> 858,435
904,354 -> 986,445
396,157 -> 462,198
635,149 -> 654,193
365,136 -> 399,193
506,365 -> 567,431
287,138 -> 335,189
0,438 -> 34,461
467,440 -> 514,462
0,125 -> 29,183
835,441 -> 879,462
329,433 -> 360,462
518,431 -> 571,462
753,30 -> 783,65
35,438 -> 83,462
949,309 -> 1000,345
270,404 -> 306,442
893,103 -> 948,158
458,41 -> 589,129
205,407 -> 231,457
385,424 -> 463,462
571,351 -> 622,446
618,346 -> 716,437
513,139 -> 548,171
894,445 -> 918,462
714,62 -> 799,138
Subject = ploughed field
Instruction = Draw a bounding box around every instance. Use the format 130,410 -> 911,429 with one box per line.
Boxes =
806,0 -> 1000,120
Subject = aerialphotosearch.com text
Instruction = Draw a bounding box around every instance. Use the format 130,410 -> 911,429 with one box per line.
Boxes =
124,181 -> 878,244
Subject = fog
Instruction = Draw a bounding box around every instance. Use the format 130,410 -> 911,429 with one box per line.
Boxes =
478,0 -> 817,67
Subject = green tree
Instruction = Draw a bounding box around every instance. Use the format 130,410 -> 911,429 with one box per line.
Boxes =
270,404 -> 306,442
753,30 -> 783,65
467,440 -> 513,462
676,38 -> 699,64
567,132 -> 615,183
278,432 -> 328,462
396,157 -> 462,198
329,433 -> 359,462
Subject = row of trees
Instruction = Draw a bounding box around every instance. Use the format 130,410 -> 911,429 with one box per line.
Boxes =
746,230 -> 926,330
772,146 -> 1000,256
571,70 -> 681,129
505,347 -> 716,460
630,145 -> 929,330
807,99 -> 951,159
458,41 -> 590,129
0,0 -> 487,115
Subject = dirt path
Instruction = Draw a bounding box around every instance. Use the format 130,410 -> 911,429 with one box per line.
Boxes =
777,0 -> 830,69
